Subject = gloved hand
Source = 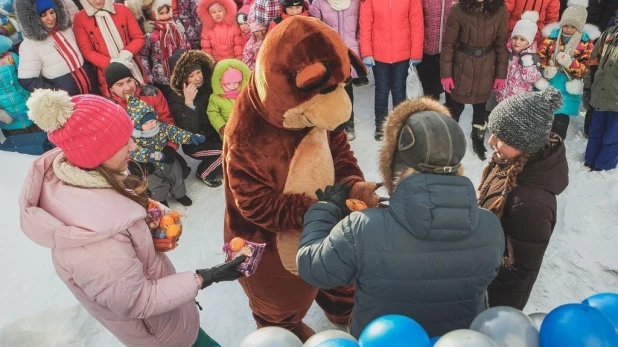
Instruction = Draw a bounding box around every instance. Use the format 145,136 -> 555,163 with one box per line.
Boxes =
555,52 -> 574,68
441,78 -> 455,93
196,256 -> 247,289
190,134 -> 206,145
117,50 -> 133,63
362,56 -> 375,68
162,146 -> 177,164
521,54 -> 534,67
493,78 -> 506,92
219,125 -> 226,135
315,184 -> 351,217
175,20 -> 186,34
149,151 -> 165,162
410,59 -> 422,66
143,20 -> 155,34
543,66 -> 558,79
0,109 -> 13,124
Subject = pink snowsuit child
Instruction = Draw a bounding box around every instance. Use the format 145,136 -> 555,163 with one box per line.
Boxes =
197,0 -> 243,61
242,18 -> 267,70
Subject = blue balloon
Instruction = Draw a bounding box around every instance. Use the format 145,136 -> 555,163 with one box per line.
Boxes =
429,336 -> 441,346
316,338 -> 360,347
359,315 -> 430,347
583,293 -> 618,331
540,304 -> 618,347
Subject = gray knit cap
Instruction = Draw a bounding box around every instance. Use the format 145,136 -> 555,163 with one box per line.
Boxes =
560,0 -> 588,32
488,88 -> 563,153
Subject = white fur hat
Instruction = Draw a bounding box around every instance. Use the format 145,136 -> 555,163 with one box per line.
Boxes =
151,0 -> 172,20
512,11 -> 539,44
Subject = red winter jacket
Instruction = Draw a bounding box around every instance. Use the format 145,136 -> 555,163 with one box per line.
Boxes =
359,0 -> 424,63
197,0 -> 243,61
73,0 -> 146,95
506,0 -> 560,44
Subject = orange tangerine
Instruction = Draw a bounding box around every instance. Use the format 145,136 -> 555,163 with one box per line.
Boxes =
159,215 -> 176,229
166,224 -> 182,238
229,237 -> 245,252
170,211 -> 182,223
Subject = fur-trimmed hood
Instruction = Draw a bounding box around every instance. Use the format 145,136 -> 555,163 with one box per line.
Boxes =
197,0 -> 238,30
458,0 -> 505,15
169,49 -> 216,96
78,0 -> 115,16
541,22 -> 601,41
379,97 -> 459,194
15,0 -> 72,41
211,58 -> 251,95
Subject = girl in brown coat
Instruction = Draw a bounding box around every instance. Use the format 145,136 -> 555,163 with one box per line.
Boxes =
440,0 -> 509,160
477,88 -> 569,310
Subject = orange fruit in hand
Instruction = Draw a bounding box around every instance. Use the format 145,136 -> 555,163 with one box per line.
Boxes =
170,211 -> 182,223
166,224 -> 182,238
229,237 -> 245,252
159,215 -> 176,229
346,199 -> 368,211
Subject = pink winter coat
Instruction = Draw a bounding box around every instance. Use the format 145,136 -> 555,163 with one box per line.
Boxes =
359,0 -> 424,63
422,0 -> 456,55
496,40 -> 542,103
19,149 -> 201,347
197,0 -> 243,61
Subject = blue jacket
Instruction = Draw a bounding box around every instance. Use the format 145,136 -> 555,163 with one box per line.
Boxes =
0,48 -> 31,131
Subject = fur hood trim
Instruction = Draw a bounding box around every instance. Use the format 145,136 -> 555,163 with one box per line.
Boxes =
170,50 -> 216,96
379,97 -> 452,194
125,0 -> 156,22
458,0 -> 505,16
79,0 -> 115,16
15,0 -> 72,41
542,22 -> 601,40
197,0 -> 237,30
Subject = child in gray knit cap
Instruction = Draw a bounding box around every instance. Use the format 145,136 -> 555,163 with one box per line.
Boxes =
477,87 -> 569,310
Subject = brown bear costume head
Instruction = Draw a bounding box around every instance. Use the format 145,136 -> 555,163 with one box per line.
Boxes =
247,16 -> 367,131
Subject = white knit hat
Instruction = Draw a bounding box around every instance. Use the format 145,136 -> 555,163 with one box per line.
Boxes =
512,11 -> 539,44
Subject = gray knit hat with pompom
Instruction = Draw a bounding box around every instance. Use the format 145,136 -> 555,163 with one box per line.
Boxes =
488,87 -> 563,153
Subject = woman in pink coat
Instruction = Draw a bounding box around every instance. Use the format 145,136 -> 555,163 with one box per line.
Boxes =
19,89 -> 245,347
197,0 -> 243,61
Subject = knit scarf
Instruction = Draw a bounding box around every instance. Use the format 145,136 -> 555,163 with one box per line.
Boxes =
132,123 -> 160,138
551,29 -> 582,78
53,152 -> 113,188
94,9 -> 144,84
326,0 -> 351,10
223,90 -> 240,99
154,21 -> 184,76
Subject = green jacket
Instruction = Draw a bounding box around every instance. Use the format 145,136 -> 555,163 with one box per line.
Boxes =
590,24 -> 618,111
207,59 -> 251,138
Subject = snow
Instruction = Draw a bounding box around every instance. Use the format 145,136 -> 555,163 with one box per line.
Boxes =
1,79 -> 618,346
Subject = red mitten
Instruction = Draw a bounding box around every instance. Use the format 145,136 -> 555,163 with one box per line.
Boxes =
219,125 -> 226,135
349,181 -> 380,208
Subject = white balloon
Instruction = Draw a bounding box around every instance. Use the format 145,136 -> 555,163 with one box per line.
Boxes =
240,327 -> 304,347
434,329 -> 499,347
304,330 -> 357,347
470,306 -> 539,347
528,312 -> 547,332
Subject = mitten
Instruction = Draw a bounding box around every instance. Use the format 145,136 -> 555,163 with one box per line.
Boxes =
493,78 -> 506,92
441,78 -> 455,93
349,181 -> 380,208
190,134 -> 206,145
149,151 -> 165,162
175,20 -> 186,34
117,50 -> 134,63
143,20 -> 155,34
315,184 -> 351,216
196,256 -> 247,289
219,126 -> 226,135
161,146 -> 177,164
543,66 -> 558,79
521,55 -> 534,67
0,109 -> 13,124
362,56 -> 375,68
410,59 -> 422,66
555,52 -> 574,68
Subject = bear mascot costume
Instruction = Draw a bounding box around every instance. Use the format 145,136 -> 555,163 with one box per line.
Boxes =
222,16 -> 379,341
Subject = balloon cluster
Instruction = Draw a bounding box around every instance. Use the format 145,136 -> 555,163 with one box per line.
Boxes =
239,293 -> 618,347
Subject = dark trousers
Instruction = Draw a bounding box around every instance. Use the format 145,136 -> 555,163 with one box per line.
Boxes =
373,60 -> 409,127
585,110 -> 618,170
445,95 -> 488,126
1,124 -> 42,137
182,139 -> 223,180
551,114 -> 570,140
416,53 -> 443,100
344,82 -> 355,128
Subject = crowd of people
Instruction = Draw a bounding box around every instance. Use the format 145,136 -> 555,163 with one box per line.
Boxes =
4,0 -> 618,345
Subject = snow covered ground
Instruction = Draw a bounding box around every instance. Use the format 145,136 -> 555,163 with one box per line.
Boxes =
1,77 -> 618,346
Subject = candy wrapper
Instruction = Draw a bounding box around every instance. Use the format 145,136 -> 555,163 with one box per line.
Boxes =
146,200 -> 184,252
223,237 -> 266,276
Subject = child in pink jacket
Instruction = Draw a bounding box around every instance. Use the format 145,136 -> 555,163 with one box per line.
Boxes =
19,89 -> 245,347
242,17 -> 267,69
197,0 -> 243,61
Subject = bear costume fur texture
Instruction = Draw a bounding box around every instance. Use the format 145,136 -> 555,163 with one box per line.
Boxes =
222,17 -> 377,341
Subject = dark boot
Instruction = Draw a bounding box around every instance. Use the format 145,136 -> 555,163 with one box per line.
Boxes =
374,128 -> 384,141
471,125 -> 487,161
159,200 -> 169,207
346,126 -> 356,141
197,173 -> 222,187
175,195 -> 193,206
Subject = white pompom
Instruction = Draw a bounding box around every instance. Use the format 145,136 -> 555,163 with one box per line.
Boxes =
535,78 -> 550,91
566,79 -> 584,95
27,89 -> 74,132
567,0 -> 588,8
521,11 -> 540,24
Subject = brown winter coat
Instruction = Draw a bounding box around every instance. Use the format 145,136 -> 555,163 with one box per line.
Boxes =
440,0 -> 509,104
477,135 -> 568,310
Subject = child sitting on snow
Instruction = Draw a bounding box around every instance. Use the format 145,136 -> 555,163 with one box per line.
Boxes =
242,17 -> 267,70
536,0 -> 599,139
127,96 -> 205,206
268,0 -> 309,32
207,59 -> 250,137
197,0 -> 243,61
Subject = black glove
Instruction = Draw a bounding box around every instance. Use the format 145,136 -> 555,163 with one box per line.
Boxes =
161,146 -> 177,164
196,255 -> 247,289
128,161 -> 156,176
315,184 -> 351,216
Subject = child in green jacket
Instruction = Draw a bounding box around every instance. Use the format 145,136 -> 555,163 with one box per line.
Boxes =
207,58 -> 251,138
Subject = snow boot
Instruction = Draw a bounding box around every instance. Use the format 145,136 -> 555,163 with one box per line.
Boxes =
176,195 -> 193,206
159,200 -> 169,207
352,77 -> 369,86
197,173 -> 223,187
471,125 -> 487,161
346,126 -> 356,141
374,128 -> 384,141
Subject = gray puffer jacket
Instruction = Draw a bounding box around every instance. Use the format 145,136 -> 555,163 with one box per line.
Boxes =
297,173 -> 505,338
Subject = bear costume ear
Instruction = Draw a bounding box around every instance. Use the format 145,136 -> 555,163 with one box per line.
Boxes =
295,62 -> 332,93
349,49 -> 368,78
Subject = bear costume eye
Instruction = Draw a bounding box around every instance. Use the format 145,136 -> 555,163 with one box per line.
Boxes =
294,62 -> 332,93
